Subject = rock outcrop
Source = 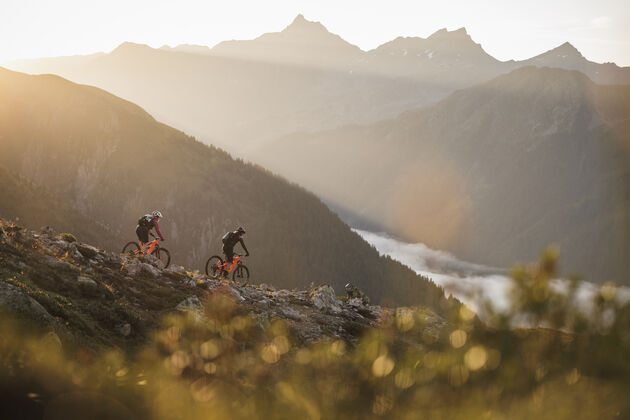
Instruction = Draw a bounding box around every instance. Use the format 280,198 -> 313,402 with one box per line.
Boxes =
0,218 -> 447,348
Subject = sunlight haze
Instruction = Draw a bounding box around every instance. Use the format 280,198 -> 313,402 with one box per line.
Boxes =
1,0 -> 629,65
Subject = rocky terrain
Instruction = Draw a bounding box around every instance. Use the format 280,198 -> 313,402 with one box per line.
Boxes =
0,217 -> 447,351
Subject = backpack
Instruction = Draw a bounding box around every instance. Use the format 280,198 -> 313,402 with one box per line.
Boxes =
222,231 -> 236,245
138,214 -> 154,228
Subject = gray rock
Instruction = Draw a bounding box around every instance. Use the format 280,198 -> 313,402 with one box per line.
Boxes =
77,276 -> 97,287
168,265 -> 187,274
0,282 -> 56,325
279,306 -> 302,321
176,296 -> 205,319
310,285 -> 342,314
66,242 -> 84,260
40,254 -> 73,271
76,243 -> 99,259
123,258 -> 161,278
345,283 -> 370,305
117,323 -> 132,337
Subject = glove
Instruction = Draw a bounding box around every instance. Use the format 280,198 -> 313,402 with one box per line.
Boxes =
160,237 -> 165,241
246,252 -> 250,257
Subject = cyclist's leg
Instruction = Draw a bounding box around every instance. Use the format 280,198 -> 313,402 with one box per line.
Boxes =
223,246 -> 234,273
136,225 -> 149,253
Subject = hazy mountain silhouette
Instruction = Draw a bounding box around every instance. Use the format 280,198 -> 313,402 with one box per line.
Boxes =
212,14 -> 362,68
7,15 -> 628,157
0,67 -> 452,308
521,42 -> 630,85
254,67 -> 630,283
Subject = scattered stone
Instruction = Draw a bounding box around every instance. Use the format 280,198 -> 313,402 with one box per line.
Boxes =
310,285 -> 342,314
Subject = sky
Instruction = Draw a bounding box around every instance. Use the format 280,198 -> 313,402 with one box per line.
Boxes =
1,0 -> 629,66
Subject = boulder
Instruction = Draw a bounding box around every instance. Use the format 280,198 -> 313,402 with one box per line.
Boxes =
279,306 -> 302,321
345,283 -> 370,305
56,233 -> 77,243
66,242 -> 84,260
176,296 -> 205,319
0,282 -> 56,325
77,276 -> 97,287
310,285 -> 342,314
76,243 -> 99,259
116,323 -> 132,337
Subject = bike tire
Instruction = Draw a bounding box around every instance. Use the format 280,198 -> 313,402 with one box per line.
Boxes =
156,248 -> 171,268
122,241 -> 140,255
232,264 -> 250,285
205,255 -> 224,277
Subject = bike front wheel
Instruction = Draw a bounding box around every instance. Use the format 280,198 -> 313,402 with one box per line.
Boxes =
156,248 -> 171,268
205,255 -> 224,277
122,242 -> 140,255
232,264 -> 250,285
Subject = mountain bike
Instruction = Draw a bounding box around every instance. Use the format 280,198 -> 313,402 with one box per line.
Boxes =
205,253 -> 250,284
122,234 -> 171,268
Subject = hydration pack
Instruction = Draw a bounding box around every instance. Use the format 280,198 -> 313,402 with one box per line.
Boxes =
138,214 -> 154,228
222,231 -> 236,245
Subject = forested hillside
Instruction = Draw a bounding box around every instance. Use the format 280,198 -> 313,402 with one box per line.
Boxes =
0,166 -> 123,249
0,67 -> 450,308
255,67 -> 630,283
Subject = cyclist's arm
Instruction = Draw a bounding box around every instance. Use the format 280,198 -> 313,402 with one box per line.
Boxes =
239,238 -> 249,255
153,220 -> 165,241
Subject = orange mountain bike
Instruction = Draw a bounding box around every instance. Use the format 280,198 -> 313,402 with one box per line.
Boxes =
205,253 -> 250,284
122,234 -> 171,268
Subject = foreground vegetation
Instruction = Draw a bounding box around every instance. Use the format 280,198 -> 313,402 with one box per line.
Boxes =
1,244 -> 628,419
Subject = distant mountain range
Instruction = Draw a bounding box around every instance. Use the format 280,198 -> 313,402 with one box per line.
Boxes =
4,15 -> 629,284
255,67 -> 630,283
6,15 -> 629,155
0,67 -> 452,309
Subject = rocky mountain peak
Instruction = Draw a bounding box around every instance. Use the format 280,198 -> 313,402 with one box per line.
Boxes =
535,41 -> 585,61
428,27 -> 471,40
283,14 -> 330,35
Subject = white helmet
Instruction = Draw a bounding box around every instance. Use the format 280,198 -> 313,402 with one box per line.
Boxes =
152,210 -> 163,218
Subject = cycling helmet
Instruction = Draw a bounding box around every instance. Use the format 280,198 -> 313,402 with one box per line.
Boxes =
152,210 -> 163,218
236,226 -> 246,234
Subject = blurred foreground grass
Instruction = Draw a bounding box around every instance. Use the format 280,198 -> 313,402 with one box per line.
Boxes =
1,250 -> 629,419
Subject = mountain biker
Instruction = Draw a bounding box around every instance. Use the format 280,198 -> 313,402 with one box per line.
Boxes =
136,210 -> 165,253
222,226 -> 249,270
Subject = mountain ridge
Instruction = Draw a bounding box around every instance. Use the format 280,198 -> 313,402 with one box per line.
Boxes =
0,66 -> 453,309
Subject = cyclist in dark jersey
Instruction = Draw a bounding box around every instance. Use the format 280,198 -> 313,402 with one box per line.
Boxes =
222,226 -> 249,265
136,210 -> 165,253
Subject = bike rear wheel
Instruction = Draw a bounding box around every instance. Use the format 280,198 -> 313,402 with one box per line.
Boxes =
232,264 -> 250,285
205,255 -> 224,277
155,248 -> 171,268
122,242 -> 140,255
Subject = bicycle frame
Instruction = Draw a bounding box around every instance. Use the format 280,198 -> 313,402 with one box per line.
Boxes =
133,238 -> 159,256
219,255 -> 242,273
146,239 -> 160,255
